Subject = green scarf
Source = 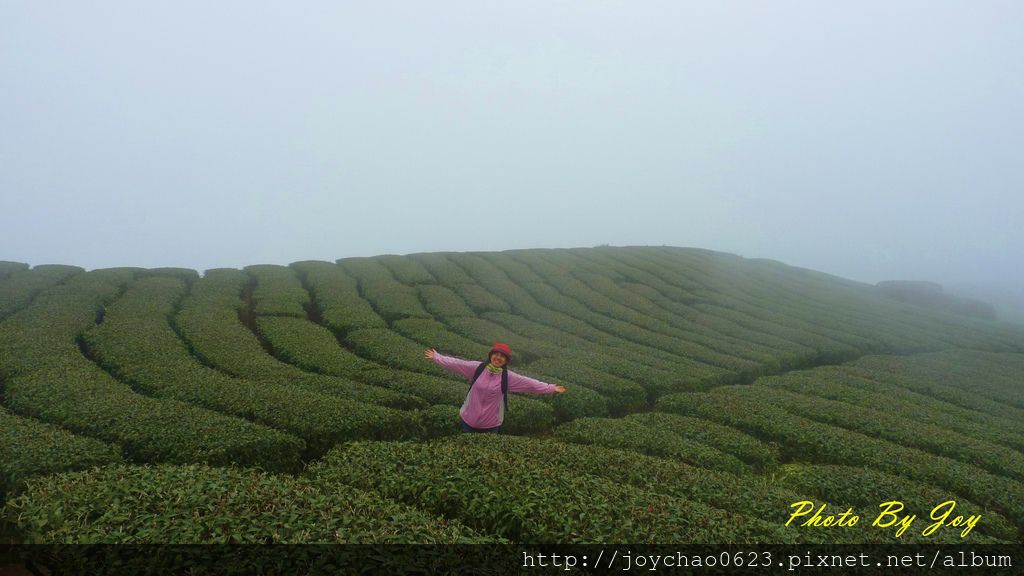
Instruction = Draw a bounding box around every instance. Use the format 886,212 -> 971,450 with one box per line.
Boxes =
485,363 -> 503,374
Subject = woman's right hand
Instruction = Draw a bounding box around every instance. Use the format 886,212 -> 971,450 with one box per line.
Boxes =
423,348 -> 437,360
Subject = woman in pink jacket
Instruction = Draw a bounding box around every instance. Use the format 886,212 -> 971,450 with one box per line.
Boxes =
423,342 -> 566,433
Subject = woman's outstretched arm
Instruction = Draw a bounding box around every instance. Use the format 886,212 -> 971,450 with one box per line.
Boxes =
506,370 -> 566,394
424,348 -> 480,380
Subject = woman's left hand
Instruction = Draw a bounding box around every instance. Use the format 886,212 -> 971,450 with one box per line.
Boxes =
553,385 -> 566,393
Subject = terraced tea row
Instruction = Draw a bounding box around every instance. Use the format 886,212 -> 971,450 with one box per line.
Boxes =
176,268 -> 425,410
656,383 -> 1024,529
0,264 -> 82,320
81,275 -> 443,455
309,435 -> 1008,543
7,464 -> 495,543
0,269 -> 304,475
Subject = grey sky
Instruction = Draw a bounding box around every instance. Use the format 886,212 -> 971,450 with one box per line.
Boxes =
3,1 -> 1022,314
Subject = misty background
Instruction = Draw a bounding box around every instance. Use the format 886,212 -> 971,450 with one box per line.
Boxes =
2,1 -> 1022,322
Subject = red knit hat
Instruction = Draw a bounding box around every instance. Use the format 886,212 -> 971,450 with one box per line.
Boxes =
489,342 -> 512,358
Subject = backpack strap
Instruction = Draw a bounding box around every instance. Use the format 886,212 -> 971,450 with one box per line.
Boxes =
469,362 -> 509,413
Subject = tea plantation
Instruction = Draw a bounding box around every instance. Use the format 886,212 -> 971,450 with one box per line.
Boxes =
1,246 -> 1022,544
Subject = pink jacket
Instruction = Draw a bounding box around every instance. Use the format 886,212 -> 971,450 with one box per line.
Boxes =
432,352 -> 558,429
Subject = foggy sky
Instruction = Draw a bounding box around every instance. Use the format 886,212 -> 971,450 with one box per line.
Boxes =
2,1 -> 1022,316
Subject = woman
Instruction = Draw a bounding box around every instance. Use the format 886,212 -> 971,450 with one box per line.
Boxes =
424,343 -> 566,433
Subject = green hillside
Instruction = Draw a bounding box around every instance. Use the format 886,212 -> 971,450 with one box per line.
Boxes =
1,246 -> 1022,544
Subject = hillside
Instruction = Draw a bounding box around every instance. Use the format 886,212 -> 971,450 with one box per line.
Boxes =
1,246 -> 1023,546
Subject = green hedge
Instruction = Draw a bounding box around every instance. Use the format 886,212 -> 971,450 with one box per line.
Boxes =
626,412 -> 778,470
656,388 -> 1024,529
524,357 -> 648,414
643,248 -> 932,354
83,276 -> 425,454
524,278 -> 765,373
482,311 -> 732,395
244,264 -> 308,317
290,260 -> 385,334
446,253 -> 538,312
179,268 -> 425,410
344,328 -> 460,376
335,258 -> 431,322
0,406 -> 123,499
142,267 -> 200,282
256,315 -> 467,406
502,252 -> 772,375
735,254 -> 1003,352
454,434 -> 798,526
693,302 -> 863,365
392,317 -> 487,361
553,416 -> 751,474
5,371 -> 304,472
750,374 -> 1024,481
407,253 -> 475,284
308,437 -> 796,544
613,248 -> 869,359
872,350 -> 1024,407
461,431 -> 1006,542
482,252 -> 766,376
451,283 -> 512,313
534,378 -> 609,422
414,404 -> 463,438
779,464 -> 1018,542
0,261 -> 30,279
844,355 -> 1024,425
0,269 -> 303,471
611,276 -> 817,362
443,315 -> 562,362
573,267 -> 790,366
4,464 -> 497,543
375,254 -> 437,284
416,284 -> 476,320
0,264 -> 83,319
757,365 -> 1024,454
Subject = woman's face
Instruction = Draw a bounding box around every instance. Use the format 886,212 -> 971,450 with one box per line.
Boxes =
489,352 -> 508,367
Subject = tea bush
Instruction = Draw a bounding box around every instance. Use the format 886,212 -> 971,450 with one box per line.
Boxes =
0,269 -> 303,471
178,269 -> 424,410
750,375 -> 1024,480
553,416 -> 750,474
844,356 -> 1024,424
759,366 -> 1024,453
622,412 -> 778,470
407,253 -> 475,284
451,283 -> 512,313
779,463 -> 1017,541
416,283 -> 476,320
336,258 -> 430,322
0,264 -> 82,319
375,254 -> 436,285
5,464 -> 497,543
83,276 -> 423,454
256,315 -> 465,405
657,388 -> 1024,528
0,260 -> 30,279
310,437 -> 790,543
0,406 -> 123,498
290,260 -> 385,333
391,317 -> 486,360
244,264 -> 308,318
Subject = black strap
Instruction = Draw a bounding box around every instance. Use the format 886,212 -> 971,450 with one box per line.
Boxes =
470,361 -> 508,413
